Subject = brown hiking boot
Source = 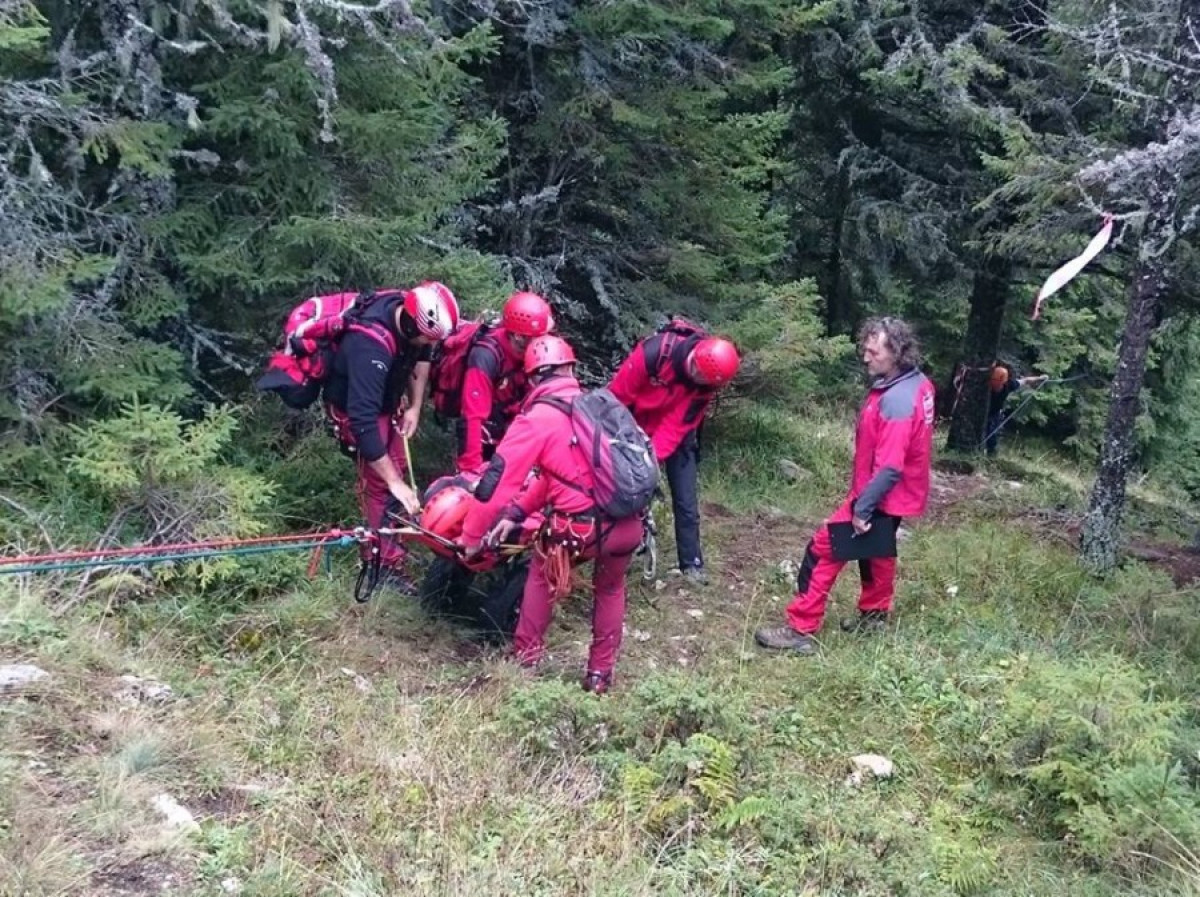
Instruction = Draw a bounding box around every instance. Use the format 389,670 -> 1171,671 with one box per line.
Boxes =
840,610 -> 889,634
754,626 -> 817,655
582,670 -> 613,694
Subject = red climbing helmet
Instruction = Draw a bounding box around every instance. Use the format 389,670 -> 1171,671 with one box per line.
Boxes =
502,292 -> 554,337
403,282 -> 460,341
688,338 -> 740,387
524,335 -> 577,374
420,484 -> 473,542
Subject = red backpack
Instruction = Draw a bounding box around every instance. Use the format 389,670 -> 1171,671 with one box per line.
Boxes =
428,320 -> 506,418
256,290 -> 399,409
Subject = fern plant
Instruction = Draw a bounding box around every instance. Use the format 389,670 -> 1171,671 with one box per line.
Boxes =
928,802 -> 999,895
627,732 -> 773,841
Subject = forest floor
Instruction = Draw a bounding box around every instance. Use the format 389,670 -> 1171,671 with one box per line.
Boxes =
3,407 -> 1200,896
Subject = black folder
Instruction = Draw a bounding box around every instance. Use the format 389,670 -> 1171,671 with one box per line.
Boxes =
829,517 -> 899,562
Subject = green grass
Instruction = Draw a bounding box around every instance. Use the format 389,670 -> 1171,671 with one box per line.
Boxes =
3,418 -> 1200,896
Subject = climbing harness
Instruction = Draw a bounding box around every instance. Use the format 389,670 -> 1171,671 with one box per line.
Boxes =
534,512 -> 599,602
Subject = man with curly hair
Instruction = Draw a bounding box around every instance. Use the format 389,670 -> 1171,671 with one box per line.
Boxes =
755,316 -> 935,655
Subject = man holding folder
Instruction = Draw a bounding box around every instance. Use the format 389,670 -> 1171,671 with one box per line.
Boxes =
756,316 -> 935,656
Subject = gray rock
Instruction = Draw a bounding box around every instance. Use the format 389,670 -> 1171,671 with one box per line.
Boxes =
152,793 -> 199,832
776,459 -> 809,482
0,663 -> 50,692
845,753 -> 895,787
113,674 -> 174,705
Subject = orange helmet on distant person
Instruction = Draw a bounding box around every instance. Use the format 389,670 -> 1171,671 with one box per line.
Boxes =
524,335 -> 577,374
989,365 -> 1010,392
688,338 -> 740,387
502,292 -> 554,337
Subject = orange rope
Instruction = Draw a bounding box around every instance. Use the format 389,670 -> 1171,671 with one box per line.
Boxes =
534,514 -> 601,602
535,538 -> 575,602
306,544 -> 324,578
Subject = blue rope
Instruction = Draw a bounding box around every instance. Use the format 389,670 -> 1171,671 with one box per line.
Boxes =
0,537 -> 354,576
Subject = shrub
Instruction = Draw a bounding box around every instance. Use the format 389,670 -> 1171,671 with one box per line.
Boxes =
66,402 -> 277,588
993,653 -> 1200,868
726,278 -> 855,405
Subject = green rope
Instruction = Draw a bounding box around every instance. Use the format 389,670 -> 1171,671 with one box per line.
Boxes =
0,537 -> 354,576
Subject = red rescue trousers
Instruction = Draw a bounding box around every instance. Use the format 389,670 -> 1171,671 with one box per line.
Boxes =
352,416 -> 411,570
785,499 -> 898,634
513,515 -> 643,676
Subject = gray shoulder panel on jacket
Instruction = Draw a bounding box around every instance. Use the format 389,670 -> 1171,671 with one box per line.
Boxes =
879,371 -> 925,420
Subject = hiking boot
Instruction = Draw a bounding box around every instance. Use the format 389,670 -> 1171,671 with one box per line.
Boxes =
582,670 -> 613,695
840,610 -> 889,634
680,566 -> 709,587
754,626 -> 817,655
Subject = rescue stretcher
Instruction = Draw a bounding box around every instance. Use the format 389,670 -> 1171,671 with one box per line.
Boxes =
364,475 -> 658,638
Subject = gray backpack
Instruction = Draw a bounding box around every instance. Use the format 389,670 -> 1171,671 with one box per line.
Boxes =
537,388 -> 659,519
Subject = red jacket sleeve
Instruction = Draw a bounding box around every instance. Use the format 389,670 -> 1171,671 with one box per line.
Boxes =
461,409 -> 546,547
513,472 -> 549,519
608,346 -> 649,407
457,365 -> 496,473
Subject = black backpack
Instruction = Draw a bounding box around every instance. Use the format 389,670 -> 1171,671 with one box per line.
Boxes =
644,317 -> 707,384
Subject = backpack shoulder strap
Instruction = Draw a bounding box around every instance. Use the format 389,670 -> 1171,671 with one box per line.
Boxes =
355,290 -> 404,321
532,395 -> 573,415
345,318 -> 397,356
529,395 -> 591,499
642,331 -> 702,384
670,333 -> 703,382
345,290 -> 403,355
641,334 -> 664,377
468,326 -> 509,374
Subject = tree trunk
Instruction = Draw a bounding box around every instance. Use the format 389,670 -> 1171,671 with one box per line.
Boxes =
945,255 -> 1011,452
824,163 -> 856,333
1078,194 -> 1174,571
1079,0 -> 1197,572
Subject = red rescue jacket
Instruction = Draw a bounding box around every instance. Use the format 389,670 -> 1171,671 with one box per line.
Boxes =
608,334 -> 713,462
457,327 -> 529,473
461,376 -> 597,547
850,368 -> 936,519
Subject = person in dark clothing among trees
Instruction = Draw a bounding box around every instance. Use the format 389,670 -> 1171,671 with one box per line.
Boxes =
323,282 -> 460,589
986,364 -> 1048,457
